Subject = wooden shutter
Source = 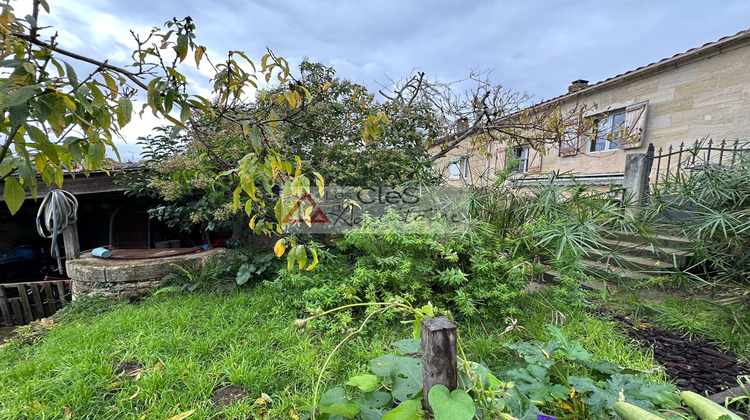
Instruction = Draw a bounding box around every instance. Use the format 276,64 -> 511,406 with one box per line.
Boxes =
494,147 -> 506,172
527,148 -> 542,172
559,121 -> 580,156
622,101 -> 648,149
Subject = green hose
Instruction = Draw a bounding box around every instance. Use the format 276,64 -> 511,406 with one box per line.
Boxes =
36,189 -> 78,272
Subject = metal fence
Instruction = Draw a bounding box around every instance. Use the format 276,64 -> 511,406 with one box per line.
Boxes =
648,139 -> 750,187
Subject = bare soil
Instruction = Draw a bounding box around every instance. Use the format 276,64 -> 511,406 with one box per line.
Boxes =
211,385 -> 247,407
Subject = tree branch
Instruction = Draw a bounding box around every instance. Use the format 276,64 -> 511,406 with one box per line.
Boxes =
11,31 -> 150,90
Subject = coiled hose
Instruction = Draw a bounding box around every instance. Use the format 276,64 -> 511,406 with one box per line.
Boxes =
36,189 -> 79,272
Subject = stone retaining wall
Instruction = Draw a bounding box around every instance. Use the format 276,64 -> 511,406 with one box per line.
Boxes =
66,248 -> 226,299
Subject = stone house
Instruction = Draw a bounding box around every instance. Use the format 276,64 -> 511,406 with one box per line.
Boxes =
434,29 -> 750,189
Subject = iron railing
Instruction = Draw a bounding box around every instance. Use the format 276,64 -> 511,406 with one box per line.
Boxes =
648,139 -> 750,187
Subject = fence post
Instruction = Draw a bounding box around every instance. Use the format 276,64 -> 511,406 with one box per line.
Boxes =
421,316 -> 458,413
622,153 -> 648,207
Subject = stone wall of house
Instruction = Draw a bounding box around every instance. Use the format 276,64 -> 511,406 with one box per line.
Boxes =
431,35 -> 750,182
541,41 -> 750,175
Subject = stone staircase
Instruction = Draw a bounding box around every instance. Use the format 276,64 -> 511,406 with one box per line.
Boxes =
544,232 -> 693,282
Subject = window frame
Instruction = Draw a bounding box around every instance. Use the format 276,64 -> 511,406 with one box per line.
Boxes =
512,146 -> 529,173
448,156 -> 469,180
589,110 -> 626,153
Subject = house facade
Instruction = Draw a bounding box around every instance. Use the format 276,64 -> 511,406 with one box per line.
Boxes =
434,29 -> 750,187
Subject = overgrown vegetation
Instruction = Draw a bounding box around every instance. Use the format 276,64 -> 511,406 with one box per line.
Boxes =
272,213 -> 534,319
647,143 -> 750,302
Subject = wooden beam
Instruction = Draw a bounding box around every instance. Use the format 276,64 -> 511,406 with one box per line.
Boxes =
0,287 -> 12,326
29,283 -> 44,320
17,285 -> 33,324
62,222 -> 81,274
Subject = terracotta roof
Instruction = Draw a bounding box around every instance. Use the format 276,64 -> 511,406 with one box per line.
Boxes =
537,29 -> 750,107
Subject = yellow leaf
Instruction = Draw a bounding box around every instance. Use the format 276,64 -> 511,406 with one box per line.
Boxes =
128,387 -> 141,400
62,406 -> 72,418
294,156 -> 302,177
254,397 -> 266,406
168,409 -> 196,420
106,381 -> 122,389
249,215 -> 258,230
322,82 -> 331,91
305,248 -> 319,271
274,239 -> 286,258
153,361 -> 164,372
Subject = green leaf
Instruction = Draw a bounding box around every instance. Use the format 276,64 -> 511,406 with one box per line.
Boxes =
319,403 -> 360,418
296,245 -> 307,270
4,177 -> 25,215
319,387 -> 348,406
175,34 -> 188,62
382,399 -> 420,420
117,98 -> 132,126
428,385 -> 475,420
251,125 -> 262,153
180,100 -> 191,122
370,355 -> 422,401
504,342 -> 556,368
236,263 -> 253,286
346,375 -> 379,391
87,143 -> 105,169
358,391 -> 391,420
64,61 -> 78,87
8,105 -> 30,127
391,339 -> 421,355
2,86 -> 37,109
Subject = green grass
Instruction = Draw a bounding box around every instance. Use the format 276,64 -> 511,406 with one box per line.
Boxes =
0,286 -> 664,419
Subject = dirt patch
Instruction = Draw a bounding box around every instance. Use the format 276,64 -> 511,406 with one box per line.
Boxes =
114,361 -> 144,376
610,313 -> 748,394
211,385 -> 247,407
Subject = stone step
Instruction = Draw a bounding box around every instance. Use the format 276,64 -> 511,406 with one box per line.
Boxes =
607,231 -> 692,249
542,258 -> 654,284
579,258 -> 657,281
588,241 -> 689,267
586,251 -> 673,272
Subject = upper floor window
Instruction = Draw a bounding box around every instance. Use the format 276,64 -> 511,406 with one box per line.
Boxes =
590,110 -> 625,152
448,156 -> 469,180
512,146 -> 528,172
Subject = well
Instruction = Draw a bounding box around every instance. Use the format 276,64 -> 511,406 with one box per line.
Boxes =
66,248 -> 225,299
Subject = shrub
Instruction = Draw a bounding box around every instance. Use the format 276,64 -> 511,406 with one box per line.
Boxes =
271,213 -> 533,319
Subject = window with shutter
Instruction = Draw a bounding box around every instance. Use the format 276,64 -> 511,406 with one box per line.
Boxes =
590,111 -> 626,152
560,121 -> 581,156
527,148 -> 542,172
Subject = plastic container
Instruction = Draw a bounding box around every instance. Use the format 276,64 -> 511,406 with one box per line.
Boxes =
91,247 -> 112,258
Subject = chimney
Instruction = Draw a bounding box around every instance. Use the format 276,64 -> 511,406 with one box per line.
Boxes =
568,79 -> 589,93
456,117 -> 469,131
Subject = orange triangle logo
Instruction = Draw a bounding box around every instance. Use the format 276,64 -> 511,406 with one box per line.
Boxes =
282,192 -> 329,224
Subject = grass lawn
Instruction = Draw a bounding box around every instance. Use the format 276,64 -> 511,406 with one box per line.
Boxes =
0,285 -> 664,419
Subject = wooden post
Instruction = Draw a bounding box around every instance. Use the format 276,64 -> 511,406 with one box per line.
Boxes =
62,222 -> 80,275
420,316 -> 458,413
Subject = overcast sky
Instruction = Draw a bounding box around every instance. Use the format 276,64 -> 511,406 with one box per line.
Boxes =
16,0 -> 750,160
